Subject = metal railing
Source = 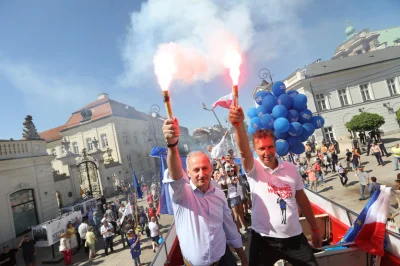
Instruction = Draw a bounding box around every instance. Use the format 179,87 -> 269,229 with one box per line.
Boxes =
151,220 -> 176,266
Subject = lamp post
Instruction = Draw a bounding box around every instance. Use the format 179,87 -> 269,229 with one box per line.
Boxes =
202,102 -> 223,128
149,104 -> 160,146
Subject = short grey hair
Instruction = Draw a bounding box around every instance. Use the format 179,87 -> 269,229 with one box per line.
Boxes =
186,151 -> 211,169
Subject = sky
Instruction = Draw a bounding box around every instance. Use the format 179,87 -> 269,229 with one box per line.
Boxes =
0,0 -> 399,139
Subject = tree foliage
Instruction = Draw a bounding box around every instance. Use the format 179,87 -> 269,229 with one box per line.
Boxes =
396,108 -> 400,121
345,112 -> 385,132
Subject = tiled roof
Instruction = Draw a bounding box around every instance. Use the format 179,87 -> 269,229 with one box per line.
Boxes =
39,125 -> 64,142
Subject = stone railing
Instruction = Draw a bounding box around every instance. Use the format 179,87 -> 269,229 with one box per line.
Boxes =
0,139 -> 49,160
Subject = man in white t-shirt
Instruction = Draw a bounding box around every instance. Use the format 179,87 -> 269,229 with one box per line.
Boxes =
148,217 -> 160,253
78,219 -> 89,253
229,106 -> 321,265
356,166 -> 369,200
100,220 -> 114,256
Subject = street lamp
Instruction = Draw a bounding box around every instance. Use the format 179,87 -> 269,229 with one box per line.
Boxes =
202,102 -> 223,128
252,68 -> 274,99
149,104 -> 160,146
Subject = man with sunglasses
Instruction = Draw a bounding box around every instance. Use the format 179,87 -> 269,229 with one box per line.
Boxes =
229,106 -> 321,266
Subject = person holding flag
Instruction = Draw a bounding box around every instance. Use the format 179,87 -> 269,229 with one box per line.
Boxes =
162,118 -> 248,266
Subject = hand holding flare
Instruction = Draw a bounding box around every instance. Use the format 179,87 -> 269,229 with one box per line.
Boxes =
223,48 -> 242,125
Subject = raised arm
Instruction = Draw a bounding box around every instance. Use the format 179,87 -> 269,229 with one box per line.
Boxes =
229,106 -> 254,172
162,118 -> 183,180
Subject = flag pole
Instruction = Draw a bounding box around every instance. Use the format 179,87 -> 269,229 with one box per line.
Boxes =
134,187 -> 138,229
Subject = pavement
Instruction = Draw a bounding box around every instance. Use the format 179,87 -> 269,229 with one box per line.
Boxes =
13,134 -> 400,265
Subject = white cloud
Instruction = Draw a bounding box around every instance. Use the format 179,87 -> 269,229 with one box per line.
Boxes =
0,60 -> 102,105
119,0 -> 310,89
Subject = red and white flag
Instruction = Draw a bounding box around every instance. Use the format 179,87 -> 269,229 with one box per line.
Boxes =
212,93 -> 233,109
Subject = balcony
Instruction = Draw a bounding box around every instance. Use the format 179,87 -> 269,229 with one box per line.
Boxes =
0,139 -> 49,160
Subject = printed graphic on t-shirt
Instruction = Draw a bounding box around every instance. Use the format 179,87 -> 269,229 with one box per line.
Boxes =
267,183 -> 293,225
277,194 -> 287,224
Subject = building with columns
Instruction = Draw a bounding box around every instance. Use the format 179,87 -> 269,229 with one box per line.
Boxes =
39,93 -> 192,204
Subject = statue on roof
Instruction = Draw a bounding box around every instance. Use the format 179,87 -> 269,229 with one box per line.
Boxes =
22,115 -> 41,140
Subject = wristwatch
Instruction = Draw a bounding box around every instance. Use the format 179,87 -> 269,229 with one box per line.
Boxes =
166,140 -> 178,148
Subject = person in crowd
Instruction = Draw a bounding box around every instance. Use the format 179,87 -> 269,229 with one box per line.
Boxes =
73,219 -> 81,252
229,106 -> 321,266
352,148 -> 361,170
313,159 -> 324,185
328,142 -> 336,154
127,229 -> 142,266
370,142 -> 384,166
100,220 -> 114,256
148,217 -> 160,253
359,132 -> 366,145
78,219 -> 89,254
369,130 -> 377,142
305,143 -> 312,164
117,213 -> 127,248
85,226 -> 97,261
162,118 -> 248,266
146,192 -> 153,206
18,235 -> 36,266
337,163 -> 348,187
105,204 -> 115,223
356,166 -> 369,201
345,149 -> 353,171
323,153 -> 331,175
377,137 -> 388,157
0,245 -> 18,266
392,143 -> 400,171
138,207 -> 148,235
93,212 -> 101,236
100,195 -> 107,213
118,203 -> 126,216
87,207 -> 94,226
353,138 -> 360,151
368,177 -> 381,196
59,233 -> 71,265
331,151 -> 338,172
306,166 -> 318,192
66,222 -> 78,254
366,137 -> 372,156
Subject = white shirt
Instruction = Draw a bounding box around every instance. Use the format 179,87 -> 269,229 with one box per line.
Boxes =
148,222 -> 159,237
246,157 -> 304,238
357,171 -> 369,185
337,165 -> 344,174
226,176 -> 242,199
100,223 -> 114,238
78,222 -> 88,239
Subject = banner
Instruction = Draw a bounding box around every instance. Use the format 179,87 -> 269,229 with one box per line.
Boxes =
61,198 -> 97,217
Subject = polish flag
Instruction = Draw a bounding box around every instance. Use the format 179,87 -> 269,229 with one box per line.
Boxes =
353,186 -> 391,256
212,93 -> 233,109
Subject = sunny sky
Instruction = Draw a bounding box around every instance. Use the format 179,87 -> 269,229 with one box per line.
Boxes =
0,0 -> 399,139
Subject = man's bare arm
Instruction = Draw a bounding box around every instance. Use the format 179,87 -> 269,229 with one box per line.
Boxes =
229,106 -> 254,172
163,118 -> 183,180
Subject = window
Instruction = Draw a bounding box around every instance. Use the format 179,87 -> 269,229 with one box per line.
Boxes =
133,136 -> 138,143
323,126 -> 335,141
337,89 -> 349,106
127,156 -> 133,173
359,84 -> 371,101
72,142 -> 79,154
86,138 -> 93,151
387,78 -> 397,95
315,93 -> 327,111
10,189 -> 38,236
100,134 -> 108,148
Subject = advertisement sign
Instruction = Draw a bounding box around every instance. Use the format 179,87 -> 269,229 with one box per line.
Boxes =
61,198 -> 97,217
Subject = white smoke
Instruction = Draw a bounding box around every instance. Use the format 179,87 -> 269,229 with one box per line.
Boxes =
119,0 -> 309,88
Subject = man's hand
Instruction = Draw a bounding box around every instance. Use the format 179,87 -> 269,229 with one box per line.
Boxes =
162,118 -> 180,144
311,230 -> 322,248
229,106 -> 245,126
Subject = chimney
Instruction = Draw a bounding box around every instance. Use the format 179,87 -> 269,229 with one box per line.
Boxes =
98,93 -> 109,100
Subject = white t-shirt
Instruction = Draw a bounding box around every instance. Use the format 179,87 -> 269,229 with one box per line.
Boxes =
357,172 -> 369,185
246,158 -> 304,238
100,223 -> 114,238
148,222 -> 159,237
78,222 -> 88,239
337,165 -> 344,174
226,176 -> 242,199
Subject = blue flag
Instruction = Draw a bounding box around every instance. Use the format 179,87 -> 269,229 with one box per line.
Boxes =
133,172 -> 143,199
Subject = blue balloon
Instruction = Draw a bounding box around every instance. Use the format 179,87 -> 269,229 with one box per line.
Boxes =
290,143 -> 305,154
272,105 -> 288,119
287,90 -> 299,98
274,131 -> 288,139
275,139 -> 289,156
287,135 -> 301,147
260,114 -> 275,129
256,105 -> 268,117
274,118 -> 290,133
247,107 -> 258,118
248,125 -> 256,135
299,105 -> 309,112
292,94 -> 308,111
277,94 -> 293,109
299,109 -> 313,124
272,81 -> 286,97
287,109 -> 299,122
288,122 -> 303,137
262,95 -> 277,113
300,134 -> 309,142
250,117 -> 262,131
311,116 -> 325,129
254,91 -> 269,105
302,123 -> 315,137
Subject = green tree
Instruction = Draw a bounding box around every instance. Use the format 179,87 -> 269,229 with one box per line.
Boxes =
396,108 -> 400,121
345,112 -> 385,132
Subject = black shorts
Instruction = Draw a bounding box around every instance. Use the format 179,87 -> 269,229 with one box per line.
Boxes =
151,235 -> 159,243
24,255 -> 36,265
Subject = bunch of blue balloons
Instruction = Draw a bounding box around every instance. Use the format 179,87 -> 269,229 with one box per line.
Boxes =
247,81 -> 325,156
